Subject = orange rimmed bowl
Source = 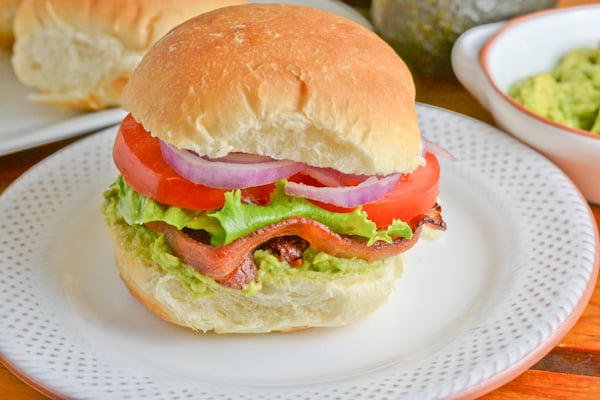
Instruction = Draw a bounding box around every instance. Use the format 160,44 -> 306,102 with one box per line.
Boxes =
452,5 -> 600,204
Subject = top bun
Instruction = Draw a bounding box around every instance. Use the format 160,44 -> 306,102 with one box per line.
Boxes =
123,4 -> 422,175
11,0 -> 246,109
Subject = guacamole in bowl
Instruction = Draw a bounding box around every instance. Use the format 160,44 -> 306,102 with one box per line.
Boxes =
509,43 -> 600,134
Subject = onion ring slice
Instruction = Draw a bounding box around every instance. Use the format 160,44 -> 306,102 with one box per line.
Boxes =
423,136 -> 458,161
285,173 -> 401,208
160,141 -> 305,189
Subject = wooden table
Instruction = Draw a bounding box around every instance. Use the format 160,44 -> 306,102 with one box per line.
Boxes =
1,1 -> 598,399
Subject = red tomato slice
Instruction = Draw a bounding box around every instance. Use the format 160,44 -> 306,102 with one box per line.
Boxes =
362,152 -> 440,227
113,113 -> 440,225
113,114 -> 273,210
304,153 -> 441,228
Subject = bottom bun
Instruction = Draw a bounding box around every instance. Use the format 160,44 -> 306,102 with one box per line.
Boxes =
107,222 -> 404,334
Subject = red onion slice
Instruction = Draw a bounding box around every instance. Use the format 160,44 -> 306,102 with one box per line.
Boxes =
423,137 -> 458,161
211,152 -> 275,164
285,173 -> 401,208
301,166 -> 370,187
160,141 -> 305,189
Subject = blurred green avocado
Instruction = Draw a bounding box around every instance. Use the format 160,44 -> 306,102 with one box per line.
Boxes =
371,0 -> 557,80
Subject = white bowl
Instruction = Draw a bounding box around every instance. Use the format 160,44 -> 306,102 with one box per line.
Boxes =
451,5 -> 600,204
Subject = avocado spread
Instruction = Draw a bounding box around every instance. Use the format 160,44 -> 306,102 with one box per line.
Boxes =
509,43 -> 600,134
102,177 -> 397,298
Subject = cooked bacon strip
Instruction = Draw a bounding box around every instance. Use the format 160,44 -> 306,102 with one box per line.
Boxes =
146,204 -> 445,289
264,236 -> 309,267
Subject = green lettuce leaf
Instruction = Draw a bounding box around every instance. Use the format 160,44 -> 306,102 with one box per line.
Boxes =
103,176 -> 413,246
104,176 -> 222,234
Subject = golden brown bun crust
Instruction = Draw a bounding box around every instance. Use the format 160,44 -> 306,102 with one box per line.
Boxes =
107,221 -> 403,334
0,0 -> 21,49
10,0 -> 246,109
123,4 -> 422,174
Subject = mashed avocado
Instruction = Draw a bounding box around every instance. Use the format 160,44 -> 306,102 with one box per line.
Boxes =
509,43 -> 600,134
103,204 -> 386,298
102,178 -> 391,298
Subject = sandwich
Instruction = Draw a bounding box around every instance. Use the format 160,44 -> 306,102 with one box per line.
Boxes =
101,3 -> 446,334
10,0 -> 246,109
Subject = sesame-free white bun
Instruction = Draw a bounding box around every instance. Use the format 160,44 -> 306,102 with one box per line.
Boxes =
123,3 -> 423,175
10,0 -> 245,109
107,222 -> 404,334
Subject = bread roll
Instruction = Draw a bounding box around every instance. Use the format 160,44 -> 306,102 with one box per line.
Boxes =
123,3 -> 422,175
108,221 -> 404,334
11,0 -> 246,109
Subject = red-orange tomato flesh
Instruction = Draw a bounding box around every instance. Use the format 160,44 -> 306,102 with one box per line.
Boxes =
113,113 -> 441,226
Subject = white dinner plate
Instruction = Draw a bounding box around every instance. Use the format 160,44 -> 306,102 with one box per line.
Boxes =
0,104 -> 597,399
0,0 -> 369,156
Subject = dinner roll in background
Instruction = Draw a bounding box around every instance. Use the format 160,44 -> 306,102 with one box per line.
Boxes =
0,0 -> 21,49
10,0 -> 246,110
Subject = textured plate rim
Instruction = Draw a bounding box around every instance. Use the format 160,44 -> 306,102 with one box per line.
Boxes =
0,104 -> 598,400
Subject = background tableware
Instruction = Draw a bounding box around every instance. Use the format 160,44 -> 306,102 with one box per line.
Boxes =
0,50 -> 126,155
452,5 -> 600,204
